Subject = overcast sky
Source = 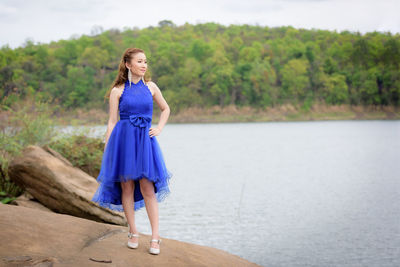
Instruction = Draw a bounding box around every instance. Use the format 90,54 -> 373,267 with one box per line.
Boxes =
1,0 -> 399,49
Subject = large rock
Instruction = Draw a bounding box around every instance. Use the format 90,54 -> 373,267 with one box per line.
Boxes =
8,145 -> 126,225
0,204 -> 261,267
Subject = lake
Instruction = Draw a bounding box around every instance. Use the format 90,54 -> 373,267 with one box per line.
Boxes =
87,120 -> 399,267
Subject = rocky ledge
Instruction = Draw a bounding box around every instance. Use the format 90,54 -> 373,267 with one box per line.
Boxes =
0,204 -> 261,267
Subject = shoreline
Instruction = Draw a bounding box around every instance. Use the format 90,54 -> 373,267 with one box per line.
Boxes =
55,103 -> 400,126
1,103 -> 399,128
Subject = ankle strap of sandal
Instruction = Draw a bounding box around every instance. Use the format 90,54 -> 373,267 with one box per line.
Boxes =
150,239 -> 162,244
128,232 -> 139,238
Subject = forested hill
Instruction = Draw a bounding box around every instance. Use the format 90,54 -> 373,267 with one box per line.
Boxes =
1,20 -> 399,112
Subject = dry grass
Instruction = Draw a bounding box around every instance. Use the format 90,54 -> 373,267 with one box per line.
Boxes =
1,101 -> 399,126
168,102 -> 400,123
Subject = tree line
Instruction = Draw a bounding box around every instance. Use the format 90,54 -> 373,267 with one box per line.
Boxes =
1,20 -> 399,112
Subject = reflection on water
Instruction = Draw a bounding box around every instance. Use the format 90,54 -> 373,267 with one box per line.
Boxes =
81,120 -> 399,267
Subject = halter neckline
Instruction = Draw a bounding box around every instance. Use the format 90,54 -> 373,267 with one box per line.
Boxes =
127,79 -> 143,86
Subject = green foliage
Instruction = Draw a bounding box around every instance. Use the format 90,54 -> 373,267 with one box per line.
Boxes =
282,59 -> 310,99
0,99 -> 58,201
321,73 -> 348,104
1,22 -> 399,111
190,39 -> 214,62
48,131 -> 104,178
78,46 -> 110,69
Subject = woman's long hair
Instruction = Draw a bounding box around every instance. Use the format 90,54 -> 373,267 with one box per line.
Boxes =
104,48 -> 151,102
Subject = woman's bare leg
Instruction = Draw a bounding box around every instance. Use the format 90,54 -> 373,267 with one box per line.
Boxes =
139,178 -> 160,249
121,180 -> 139,243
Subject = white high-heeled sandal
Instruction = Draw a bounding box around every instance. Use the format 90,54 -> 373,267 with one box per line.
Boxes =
127,224 -> 139,249
127,232 -> 139,249
149,239 -> 162,255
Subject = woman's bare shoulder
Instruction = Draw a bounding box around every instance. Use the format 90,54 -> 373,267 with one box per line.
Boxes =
147,81 -> 157,88
146,81 -> 161,93
110,84 -> 125,98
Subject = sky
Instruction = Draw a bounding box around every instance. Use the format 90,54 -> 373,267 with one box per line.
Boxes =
1,0 -> 399,49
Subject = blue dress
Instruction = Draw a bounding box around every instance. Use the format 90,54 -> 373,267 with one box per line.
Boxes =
91,79 -> 173,212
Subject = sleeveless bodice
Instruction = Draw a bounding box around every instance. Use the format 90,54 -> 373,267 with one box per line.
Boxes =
119,79 -> 153,127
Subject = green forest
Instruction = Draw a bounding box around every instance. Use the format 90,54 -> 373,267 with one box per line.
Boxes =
1,20 -> 399,113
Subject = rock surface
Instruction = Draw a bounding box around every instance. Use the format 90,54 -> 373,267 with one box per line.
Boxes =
9,191 -> 53,212
0,204 -> 261,267
8,145 -> 126,225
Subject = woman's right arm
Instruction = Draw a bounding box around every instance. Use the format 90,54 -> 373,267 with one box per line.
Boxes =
103,87 -> 120,152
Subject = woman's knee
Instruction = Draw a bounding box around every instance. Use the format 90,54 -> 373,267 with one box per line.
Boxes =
121,180 -> 134,194
139,178 -> 155,197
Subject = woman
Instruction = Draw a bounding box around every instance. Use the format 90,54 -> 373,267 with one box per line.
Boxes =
92,47 -> 173,255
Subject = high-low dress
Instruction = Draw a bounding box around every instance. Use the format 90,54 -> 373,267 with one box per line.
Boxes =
91,79 -> 173,212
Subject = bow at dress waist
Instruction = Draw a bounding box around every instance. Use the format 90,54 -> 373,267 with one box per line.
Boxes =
120,114 -> 152,128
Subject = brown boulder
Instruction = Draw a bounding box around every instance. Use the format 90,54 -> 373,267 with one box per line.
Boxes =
8,145 -> 126,225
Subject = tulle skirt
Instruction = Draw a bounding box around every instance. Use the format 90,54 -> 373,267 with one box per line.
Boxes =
91,119 -> 173,212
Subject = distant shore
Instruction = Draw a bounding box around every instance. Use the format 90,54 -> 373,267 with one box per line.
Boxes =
1,102 -> 398,128
50,103 -> 399,126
